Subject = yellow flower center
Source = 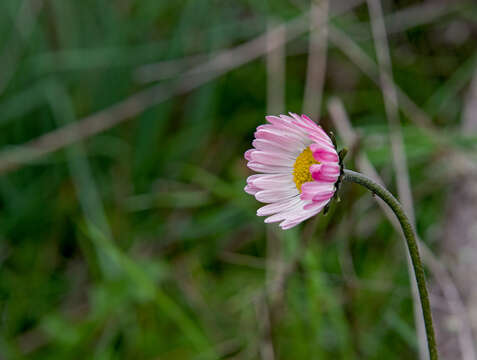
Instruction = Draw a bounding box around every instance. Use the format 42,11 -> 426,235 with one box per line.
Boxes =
293,147 -> 319,192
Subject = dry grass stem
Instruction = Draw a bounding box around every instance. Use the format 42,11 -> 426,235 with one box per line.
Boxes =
302,0 -> 329,119
0,0 -> 364,175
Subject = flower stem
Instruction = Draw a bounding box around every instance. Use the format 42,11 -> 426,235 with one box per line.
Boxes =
342,169 -> 438,360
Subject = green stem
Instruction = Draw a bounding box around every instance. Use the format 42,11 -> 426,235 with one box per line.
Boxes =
342,169 -> 438,360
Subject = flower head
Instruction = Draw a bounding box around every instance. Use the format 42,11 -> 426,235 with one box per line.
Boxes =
244,113 -> 340,229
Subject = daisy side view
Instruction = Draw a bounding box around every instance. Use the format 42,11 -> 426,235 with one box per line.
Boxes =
244,113 -> 438,360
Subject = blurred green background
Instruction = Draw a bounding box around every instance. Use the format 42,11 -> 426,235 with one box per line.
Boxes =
0,0 -> 476,359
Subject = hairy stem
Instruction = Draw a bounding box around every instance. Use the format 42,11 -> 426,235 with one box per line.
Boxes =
342,169 -> 438,360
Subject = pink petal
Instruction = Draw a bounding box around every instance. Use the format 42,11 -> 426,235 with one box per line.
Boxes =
309,144 -> 339,163
250,151 -> 295,166
266,116 -> 307,136
252,139 -> 301,157
310,163 -> 340,183
300,114 -> 314,123
307,134 -> 336,150
312,192 -> 334,202
244,184 -> 260,195
301,182 -> 335,194
299,113 -> 317,125
265,115 -> 282,124
247,174 -> 263,185
244,149 -> 254,161
279,220 -> 301,230
293,120 -> 333,145
297,113 -> 324,130
255,130 -> 306,151
256,125 -> 307,143
288,113 -> 303,122
300,182 -> 335,201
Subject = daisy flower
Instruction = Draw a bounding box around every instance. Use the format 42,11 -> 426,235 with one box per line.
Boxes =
244,113 -> 341,230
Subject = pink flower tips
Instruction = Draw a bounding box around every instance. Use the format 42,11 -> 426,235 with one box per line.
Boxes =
244,113 -> 340,230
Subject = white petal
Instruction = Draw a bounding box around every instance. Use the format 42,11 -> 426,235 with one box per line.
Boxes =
247,162 -> 291,174
255,187 -> 299,203
257,197 -> 302,216
252,177 -> 294,190
264,200 -> 306,223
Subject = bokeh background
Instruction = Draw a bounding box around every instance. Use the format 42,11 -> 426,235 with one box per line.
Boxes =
0,0 -> 476,359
